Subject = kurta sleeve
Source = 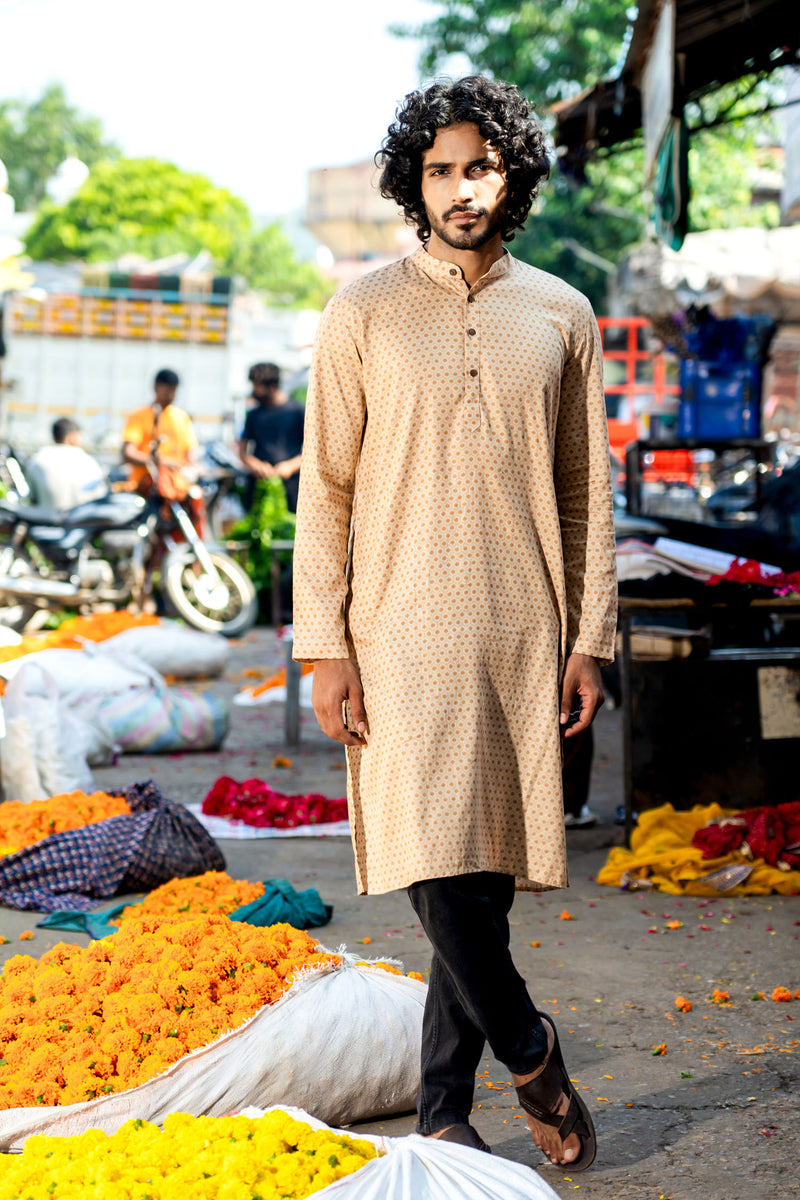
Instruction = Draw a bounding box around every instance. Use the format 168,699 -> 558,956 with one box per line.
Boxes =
292,294 -> 367,662
554,297 -> 618,665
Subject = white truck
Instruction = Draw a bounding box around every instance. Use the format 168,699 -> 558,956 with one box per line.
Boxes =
0,288 -> 319,453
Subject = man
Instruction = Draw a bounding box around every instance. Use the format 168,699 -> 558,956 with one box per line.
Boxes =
27,417 -> 106,509
122,368 -> 198,500
292,77 -> 617,1171
237,362 -> 304,512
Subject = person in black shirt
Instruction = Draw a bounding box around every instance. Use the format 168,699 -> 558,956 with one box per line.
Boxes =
238,362 -> 304,512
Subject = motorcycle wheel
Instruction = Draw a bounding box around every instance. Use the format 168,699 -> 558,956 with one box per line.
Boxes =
162,549 -> 258,637
0,550 -> 40,633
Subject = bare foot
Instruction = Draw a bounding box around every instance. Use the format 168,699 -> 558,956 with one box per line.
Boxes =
512,1021 -> 581,1166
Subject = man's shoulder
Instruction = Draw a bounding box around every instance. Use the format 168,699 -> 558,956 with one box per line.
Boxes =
123,404 -> 151,429
325,256 -> 414,313
509,258 -> 594,316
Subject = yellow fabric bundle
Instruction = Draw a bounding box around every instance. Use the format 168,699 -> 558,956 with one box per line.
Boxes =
598,802 -> 800,896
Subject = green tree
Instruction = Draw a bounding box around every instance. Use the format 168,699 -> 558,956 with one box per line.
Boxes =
0,83 -> 120,212
395,2 -> 780,310
229,222 -> 334,309
398,0 -> 626,106
23,156 -> 333,309
24,157 -> 252,263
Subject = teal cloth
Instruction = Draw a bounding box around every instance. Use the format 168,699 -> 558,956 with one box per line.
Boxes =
37,878 -> 333,939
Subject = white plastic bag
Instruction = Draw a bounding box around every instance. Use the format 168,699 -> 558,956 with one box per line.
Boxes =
0,958 -> 426,1151
95,622 -> 231,679
0,646 -> 157,696
0,663 -> 95,802
241,1107 -> 561,1200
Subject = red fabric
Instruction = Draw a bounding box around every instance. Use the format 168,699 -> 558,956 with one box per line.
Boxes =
692,822 -> 746,859
692,801 -> 800,869
706,559 -> 800,594
202,775 -> 347,829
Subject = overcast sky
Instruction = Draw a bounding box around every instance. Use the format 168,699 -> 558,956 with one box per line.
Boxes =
1,0 -> 442,215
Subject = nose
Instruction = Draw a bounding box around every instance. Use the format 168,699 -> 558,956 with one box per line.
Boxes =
454,173 -> 475,203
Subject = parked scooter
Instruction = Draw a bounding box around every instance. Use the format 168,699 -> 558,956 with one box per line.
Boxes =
0,481 -> 258,636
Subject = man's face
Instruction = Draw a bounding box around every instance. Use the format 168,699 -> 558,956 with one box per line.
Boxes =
154,383 -> 177,407
251,382 -> 276,405
420,122 -> 507,252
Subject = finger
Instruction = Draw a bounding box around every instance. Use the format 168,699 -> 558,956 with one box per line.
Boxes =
347,686 -> 369,736
315,709 -> 366,747
559,677 -> 577,726
563,689 -> 603,738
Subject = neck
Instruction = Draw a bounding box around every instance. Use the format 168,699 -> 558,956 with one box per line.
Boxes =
425,231 -> 505,287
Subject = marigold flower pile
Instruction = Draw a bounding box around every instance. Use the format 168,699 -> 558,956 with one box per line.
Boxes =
113,871 -> 265,924
0,792 -> 130,857
0,1109 -> 378,1198
0,612 -> 159,666
203,775 -> 348,829
0,914 -> 339,1108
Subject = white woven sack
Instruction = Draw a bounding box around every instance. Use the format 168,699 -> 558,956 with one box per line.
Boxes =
96,623 -> 230,679
0,959 -> 425,1152
242,1106 -> 561,1200
0,646 -> 157,695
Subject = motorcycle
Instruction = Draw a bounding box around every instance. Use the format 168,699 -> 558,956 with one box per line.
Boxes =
0,482 -> 258,637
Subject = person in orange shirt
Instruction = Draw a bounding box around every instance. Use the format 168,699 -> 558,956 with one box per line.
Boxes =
121,368 -> 198,500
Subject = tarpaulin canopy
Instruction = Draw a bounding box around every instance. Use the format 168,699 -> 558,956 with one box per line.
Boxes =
618,226 -> 800,320
554,0 -> 799,164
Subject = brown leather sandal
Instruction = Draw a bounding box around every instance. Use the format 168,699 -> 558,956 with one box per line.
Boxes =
515,1015 -> 596,1172
434,1124 -> 492,1154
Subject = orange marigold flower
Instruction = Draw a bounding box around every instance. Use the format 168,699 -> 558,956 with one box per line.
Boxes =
559,910 -> 575,921
666,920 -> 683,930
772,986 -> 793,1003
0,913 -> 337,1110
18,933 -> 34,942
0,793 -> 130,856
710,988 -> 730,1005
651,1043 -> 667,1056
675,996 -> 693,1013
408,972 -> 424,983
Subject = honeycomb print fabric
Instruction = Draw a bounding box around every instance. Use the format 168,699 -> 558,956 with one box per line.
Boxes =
293,247 -> 617,895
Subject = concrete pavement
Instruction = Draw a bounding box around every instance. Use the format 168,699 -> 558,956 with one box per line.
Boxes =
1,625 -> 798,1200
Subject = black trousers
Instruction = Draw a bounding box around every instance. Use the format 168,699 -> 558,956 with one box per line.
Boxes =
407,871 -> 548,1135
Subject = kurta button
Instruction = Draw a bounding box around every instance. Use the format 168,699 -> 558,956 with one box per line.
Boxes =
468,328 -> 476,336
469,368 -> 478,377
449,269 -> 458,276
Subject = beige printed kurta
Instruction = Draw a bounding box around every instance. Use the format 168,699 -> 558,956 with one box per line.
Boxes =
293,247 -> 617,895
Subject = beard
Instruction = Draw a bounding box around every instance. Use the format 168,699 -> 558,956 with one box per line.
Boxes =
426,203 -> 505,250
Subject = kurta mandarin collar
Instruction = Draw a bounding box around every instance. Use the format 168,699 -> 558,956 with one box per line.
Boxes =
412,244 -> 514,296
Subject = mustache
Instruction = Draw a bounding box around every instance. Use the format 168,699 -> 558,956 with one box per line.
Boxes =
443,205 -> 488,220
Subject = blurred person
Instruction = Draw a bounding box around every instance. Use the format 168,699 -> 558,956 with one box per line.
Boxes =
27,417 -> 106,509
121,368 -> 198,500
237,362 -> 304,512
292,77 -> 617,1170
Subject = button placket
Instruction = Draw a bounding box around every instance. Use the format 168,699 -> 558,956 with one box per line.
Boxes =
464,292 -> 481,431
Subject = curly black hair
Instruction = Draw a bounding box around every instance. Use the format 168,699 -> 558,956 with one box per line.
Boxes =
377,76 -> 549,243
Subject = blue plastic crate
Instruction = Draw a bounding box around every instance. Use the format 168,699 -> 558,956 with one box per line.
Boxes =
678,360 -> 761,439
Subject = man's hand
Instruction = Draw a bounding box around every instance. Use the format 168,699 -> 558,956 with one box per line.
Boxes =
311,659 -> 369,747
560,652 -> 605,740
274,457 -> 301,480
